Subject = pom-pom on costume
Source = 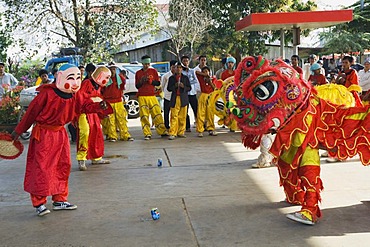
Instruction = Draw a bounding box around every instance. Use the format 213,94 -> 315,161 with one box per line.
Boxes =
227,56 -> 370,225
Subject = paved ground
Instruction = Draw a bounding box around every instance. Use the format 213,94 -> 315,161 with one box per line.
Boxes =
1,118 -> 370,247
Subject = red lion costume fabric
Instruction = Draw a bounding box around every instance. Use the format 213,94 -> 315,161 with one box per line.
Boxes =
228,56 -> 370,225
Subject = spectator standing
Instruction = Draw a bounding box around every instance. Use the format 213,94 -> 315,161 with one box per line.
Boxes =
167,62 -> 191,140
303,54 -> 325,81
135,55 -> 168,140
161,60 -> 177,130
220,56 -> 236,81
350,56 -> 364,72
38,69 -> 52,85
196,66 -> 217,137
327,58 -> 337,72
78,65 -> 85,78
291,55 -> 303,75
0,62 -> 18,97
215,57 -> 227,79
84,63 -> 96,80
101,62 -> 133,142
308,63 -> 327,86
358,58 -> 370,100
181,55 -> 199,132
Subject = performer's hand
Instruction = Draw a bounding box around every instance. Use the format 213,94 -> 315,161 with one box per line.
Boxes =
11,131 -> 19,141
179,82 -> 184,88
100,101 -> 108,110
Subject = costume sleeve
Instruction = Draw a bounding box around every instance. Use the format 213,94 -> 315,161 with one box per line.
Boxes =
349,71 -> 359,85
14,90 -> 47,135
119,74 -> 126,90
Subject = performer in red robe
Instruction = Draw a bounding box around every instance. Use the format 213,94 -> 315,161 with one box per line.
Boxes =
76,66 -> 112,171
12,64 -> 110,216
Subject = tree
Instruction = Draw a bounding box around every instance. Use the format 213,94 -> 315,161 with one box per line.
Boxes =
3,0 -> 159,62
161,0 -> 212,59
195,0 -> 316,61
0,12 -> 12,63
320,0 -> 370,55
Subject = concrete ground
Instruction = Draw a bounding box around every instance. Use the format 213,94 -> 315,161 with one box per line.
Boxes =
1,118 -> 370,247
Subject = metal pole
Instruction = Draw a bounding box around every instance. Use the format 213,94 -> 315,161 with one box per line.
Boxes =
280,29 -> 285,59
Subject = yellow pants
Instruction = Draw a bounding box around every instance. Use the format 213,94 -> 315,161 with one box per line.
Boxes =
102,101 -> 131,140
138,96 -> 167,136
76,114 -> 102,161
197,93 -> 215,133
169,96 -> 188,136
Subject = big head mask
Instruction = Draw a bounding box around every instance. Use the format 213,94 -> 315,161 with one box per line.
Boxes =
91,66 -> 112,87
55,64 -> 82,93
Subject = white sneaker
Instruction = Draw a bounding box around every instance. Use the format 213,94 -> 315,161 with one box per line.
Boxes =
198,132 -> 203,137
78,160 -> 87,171
168,135 -> 175,140
36,204 -> 50,216
52,202 -> 77,210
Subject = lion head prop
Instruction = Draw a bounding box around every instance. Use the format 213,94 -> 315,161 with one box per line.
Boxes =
228,56 -> 312,148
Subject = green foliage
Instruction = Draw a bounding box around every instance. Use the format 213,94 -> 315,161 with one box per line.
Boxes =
196,0 -> 316,60
321,0 -> 370,54
15,59 -> 44,87
3,0 -> 159,62
0,13 -> 12,62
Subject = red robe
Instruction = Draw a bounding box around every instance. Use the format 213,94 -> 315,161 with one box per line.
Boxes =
14,84 -> 103,196
76,79 -> 108,160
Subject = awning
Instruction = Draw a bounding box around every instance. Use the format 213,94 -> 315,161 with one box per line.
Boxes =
236,10 -> 353,32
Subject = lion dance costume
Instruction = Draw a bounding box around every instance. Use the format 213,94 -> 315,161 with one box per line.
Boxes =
227,56 -> 370,225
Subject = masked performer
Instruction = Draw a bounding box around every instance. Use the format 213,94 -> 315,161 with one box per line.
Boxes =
12,64 -> 110,216
76,66 -> 113,171
228,56 -> 370,225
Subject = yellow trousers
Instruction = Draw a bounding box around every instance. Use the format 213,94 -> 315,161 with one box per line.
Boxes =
169,96 -> 188,136
196,93 -> 215,133
76,114 -> 102,161
102,101 -> 131,140
138,96 -> 167,136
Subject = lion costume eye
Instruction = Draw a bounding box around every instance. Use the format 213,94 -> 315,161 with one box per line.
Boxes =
253,80 -> 278,101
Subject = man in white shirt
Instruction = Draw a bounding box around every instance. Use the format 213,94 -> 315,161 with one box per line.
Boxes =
358,58 -> 370,99
161,60 -> 177,130
182,55 -> 200,132
0,62 -> 18,97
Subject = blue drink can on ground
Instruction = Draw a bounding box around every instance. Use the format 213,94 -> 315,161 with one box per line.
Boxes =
157,158 -> 163,167
151,208 -> 160,220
